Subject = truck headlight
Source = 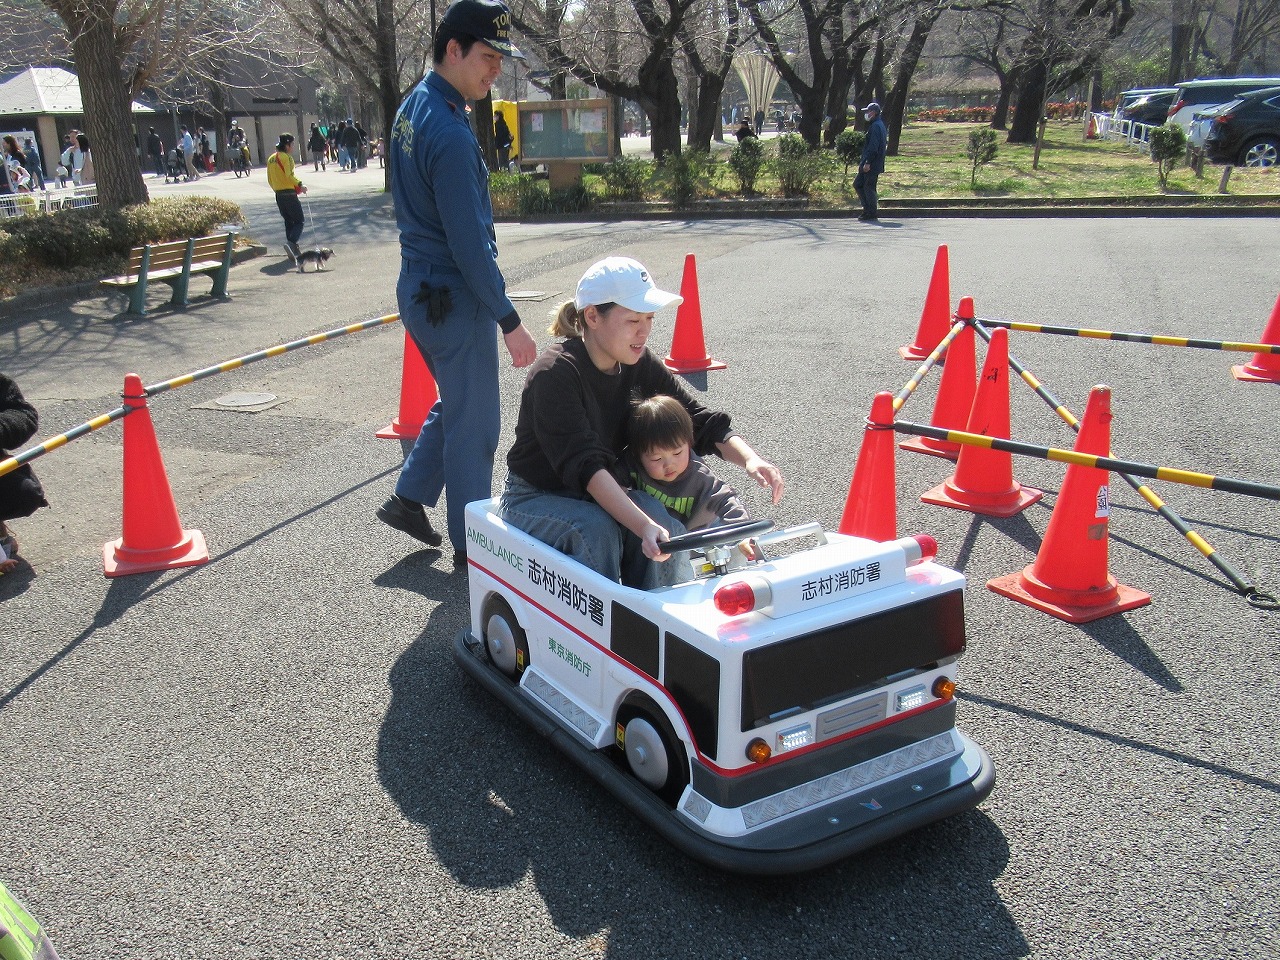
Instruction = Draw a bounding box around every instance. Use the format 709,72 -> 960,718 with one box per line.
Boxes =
776,723 -> 814,754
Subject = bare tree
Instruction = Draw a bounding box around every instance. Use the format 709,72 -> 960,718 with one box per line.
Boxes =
510,0 -> 698,159
272,0 -> 433,190
677,0 -> 743,151
1,0 -> 291,210
1004,0 -> 1133,143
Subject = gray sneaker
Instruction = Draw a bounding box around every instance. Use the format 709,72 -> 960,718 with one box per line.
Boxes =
377,495 -> 443,547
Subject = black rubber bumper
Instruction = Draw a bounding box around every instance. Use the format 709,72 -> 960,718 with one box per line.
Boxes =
454,630 -> 996,876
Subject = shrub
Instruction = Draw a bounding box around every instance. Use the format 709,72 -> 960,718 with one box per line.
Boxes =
656,149 -> 714,208
966,128 -> 999,186
834,129 -> 866,180
0,196 -> 245,271
774,134 -> 833,198
1149,124 -> 1188,189
727,136 -> 766,195
601,155 -> 652,201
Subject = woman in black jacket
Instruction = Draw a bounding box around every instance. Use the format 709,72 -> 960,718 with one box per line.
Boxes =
1,372 -> 49,573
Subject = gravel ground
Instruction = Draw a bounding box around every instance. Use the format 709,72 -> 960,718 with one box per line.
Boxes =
2,211 -> 1277,960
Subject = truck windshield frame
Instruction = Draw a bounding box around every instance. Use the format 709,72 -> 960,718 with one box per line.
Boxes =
740,590 -> 966,732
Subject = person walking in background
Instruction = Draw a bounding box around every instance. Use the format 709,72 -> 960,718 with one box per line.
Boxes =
854,101 -> 887,222
754,108 -> 764,137
180,125 -> 199,180
22,138 -> 44,189
266,133 -> 306,264
493,111 -> 513,170
75,134 -> 95,186
308,123 -> 327,172
146,127 -> 164,177
378,0 -> 537,567
354,120 -> 369,168
340,120 -> 362,172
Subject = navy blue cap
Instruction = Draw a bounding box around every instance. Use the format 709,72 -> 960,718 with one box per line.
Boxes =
441,0 -> 525,59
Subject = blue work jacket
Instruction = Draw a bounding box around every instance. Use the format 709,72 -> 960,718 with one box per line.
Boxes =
390,71 -> 519,333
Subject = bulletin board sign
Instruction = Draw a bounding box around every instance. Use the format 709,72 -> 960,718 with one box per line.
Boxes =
516,99 -> 614,162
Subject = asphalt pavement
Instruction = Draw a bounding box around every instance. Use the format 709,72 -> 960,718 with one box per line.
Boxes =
2,168 -> 1279,960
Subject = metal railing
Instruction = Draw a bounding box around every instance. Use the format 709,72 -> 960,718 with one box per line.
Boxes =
0,184 -> 99,219
1088,112 -> 1156,153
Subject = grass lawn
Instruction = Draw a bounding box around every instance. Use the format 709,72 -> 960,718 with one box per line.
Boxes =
553,119 -> 1278,211
876,120 -> 1277,199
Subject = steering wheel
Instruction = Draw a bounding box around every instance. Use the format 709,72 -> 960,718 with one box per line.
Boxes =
662,518 -> 774,554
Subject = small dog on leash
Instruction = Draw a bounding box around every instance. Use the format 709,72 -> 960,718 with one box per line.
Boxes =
296,247 -> 335,273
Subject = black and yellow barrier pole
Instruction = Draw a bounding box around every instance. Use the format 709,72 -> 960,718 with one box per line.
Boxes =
0,313 -> 403,481
144,313 -> 401,396
977,317 -> 1280,355
892,318 -> 967,412
0,406 -> 133,479
966,317 -> 1277,609
893,421 -> 1280,501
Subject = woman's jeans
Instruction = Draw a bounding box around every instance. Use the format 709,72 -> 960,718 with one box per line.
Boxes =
499,475 -> 692,589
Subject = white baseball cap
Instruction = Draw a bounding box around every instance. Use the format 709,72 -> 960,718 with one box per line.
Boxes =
574,257 -> 683,313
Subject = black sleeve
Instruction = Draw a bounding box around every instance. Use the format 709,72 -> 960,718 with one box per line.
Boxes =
0,373 -> 39,451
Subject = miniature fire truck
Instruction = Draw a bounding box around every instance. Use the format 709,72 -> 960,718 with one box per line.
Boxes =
453,500 -> 994,874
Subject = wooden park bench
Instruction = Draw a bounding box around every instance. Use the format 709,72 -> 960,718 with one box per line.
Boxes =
100,233 -> 235,316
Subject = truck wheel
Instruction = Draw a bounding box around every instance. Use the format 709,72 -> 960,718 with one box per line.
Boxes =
617,701 -> 689,807
482,595 -> 529,681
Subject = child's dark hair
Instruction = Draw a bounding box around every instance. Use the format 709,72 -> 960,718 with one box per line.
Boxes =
630,394 -> 694,453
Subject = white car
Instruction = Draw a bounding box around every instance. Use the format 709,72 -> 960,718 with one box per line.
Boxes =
1166,77 -> 1280,135
453,498 -> 994,874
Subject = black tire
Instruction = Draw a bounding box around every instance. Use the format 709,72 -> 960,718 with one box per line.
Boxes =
234,166 -> 244,179
616,698 -> 690,807
1240,137 -> 1278,168
481,594 -> 530,681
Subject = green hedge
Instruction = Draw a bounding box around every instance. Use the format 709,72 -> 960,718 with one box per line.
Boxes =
0,196 -> 245,272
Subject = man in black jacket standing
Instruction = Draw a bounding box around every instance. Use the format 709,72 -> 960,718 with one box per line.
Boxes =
855,101 -> 887,222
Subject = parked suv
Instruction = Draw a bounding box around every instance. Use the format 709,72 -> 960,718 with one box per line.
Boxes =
1119,89 -> 1177,126
1202,85 -> 1280,167
1166,77 -> 1280,134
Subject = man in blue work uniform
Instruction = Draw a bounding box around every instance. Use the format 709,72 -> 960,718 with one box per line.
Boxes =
855,101 -> 888,222
378,0 -> 537,568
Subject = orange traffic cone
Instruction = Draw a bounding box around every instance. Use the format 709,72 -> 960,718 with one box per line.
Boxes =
901,298 -> 978,460
377,332 -> 439,440
1086,115 -> 1098,139
921,327 -> 1044,517
1232,293 -> 1280,383
988,386 -> 1151,623
664,253 -> 727,374
103,374 -> 209,578
899,245 -> 951,361
838,392 -> 898,541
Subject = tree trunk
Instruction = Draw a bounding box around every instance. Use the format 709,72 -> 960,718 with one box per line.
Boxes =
69,10 -> 147,210
688,74 -> 727,152
1169,0 -> 1195,85
823,52 -> 852,146
474,95 -> 495,170
992,69 -> 1017,130
375,0 -> 399,192
883,11 -> 939,156
639,53 -> 682,159
1007,63 -> 1047,144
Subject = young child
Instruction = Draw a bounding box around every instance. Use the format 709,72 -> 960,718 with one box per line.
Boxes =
625,394 -> 748,531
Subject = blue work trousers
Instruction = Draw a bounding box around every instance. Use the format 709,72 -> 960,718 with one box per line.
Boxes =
499,474 -> 692,589
854,169 -> 879,218
395,264 -> 501,552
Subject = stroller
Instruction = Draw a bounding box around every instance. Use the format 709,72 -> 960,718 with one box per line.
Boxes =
164,147 -> 188,184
